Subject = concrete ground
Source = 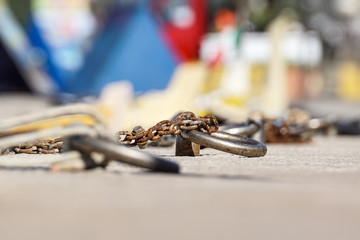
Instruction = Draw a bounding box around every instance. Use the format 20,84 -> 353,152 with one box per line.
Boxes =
0,94 -> 359,240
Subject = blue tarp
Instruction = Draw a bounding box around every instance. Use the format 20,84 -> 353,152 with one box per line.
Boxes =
66,3 -> 178,96
27,18 -> 68,91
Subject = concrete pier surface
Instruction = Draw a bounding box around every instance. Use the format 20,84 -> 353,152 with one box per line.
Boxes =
0,136 -> 359,240
0,94 -> 359,240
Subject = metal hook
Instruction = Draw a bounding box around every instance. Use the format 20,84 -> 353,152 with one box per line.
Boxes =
176,130 -> 267,157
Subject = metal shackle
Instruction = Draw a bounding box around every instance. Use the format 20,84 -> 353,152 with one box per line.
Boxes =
176,130 -> 267,157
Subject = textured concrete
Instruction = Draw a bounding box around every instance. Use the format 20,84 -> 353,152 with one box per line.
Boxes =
0,94 -> 359,240
0,136 -> 359,240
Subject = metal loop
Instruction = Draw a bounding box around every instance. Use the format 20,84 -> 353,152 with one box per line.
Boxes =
219,120 -> 260,136
180,130 -> 267,157
70,137 -> 180,173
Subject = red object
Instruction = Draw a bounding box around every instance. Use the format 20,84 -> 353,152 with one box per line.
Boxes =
156,0 -> 207,61
214,9 -> 236,31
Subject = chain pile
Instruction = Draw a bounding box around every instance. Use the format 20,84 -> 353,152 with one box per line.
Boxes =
1,138 -> 63,155
117,112 -> 219,147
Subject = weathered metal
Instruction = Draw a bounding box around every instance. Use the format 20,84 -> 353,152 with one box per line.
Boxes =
1,137 -> 63,155
176,130 -> 267,157
117,111 -> 219,147
70,136 -> 179,173
219,118 -> 266,142
175,134 -> 200,156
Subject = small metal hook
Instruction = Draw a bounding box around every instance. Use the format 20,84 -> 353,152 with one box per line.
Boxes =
176,130 -> 267,157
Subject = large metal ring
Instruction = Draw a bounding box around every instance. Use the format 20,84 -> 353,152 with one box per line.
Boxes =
180,130 -> 267,157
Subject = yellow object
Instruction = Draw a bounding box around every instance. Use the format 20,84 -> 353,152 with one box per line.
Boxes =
222,96 -> 247,107
6,115 -> 97,134
338,61 -> 360,101
262,15 -> 293,117
127,62 -> 209,129
202,64 -> 224,93
250,64 -> 266,96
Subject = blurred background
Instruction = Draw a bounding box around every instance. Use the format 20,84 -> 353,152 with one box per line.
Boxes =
1,0 -> 360,130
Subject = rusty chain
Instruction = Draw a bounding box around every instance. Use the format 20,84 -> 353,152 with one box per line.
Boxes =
0,109 -> 320,154
0,111 -> 320,154
1,137 -> 63,155
1,112 -> 218,154
116,112 -> 219,147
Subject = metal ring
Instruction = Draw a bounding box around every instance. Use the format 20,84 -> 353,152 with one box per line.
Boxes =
180,130 -> 267,157
219,121 -> 260,136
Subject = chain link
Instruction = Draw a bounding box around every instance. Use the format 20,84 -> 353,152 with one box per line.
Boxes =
116,112 -> 219,147
1,138 -> 63,155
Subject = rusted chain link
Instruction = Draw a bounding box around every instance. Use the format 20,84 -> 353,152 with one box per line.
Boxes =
116,112 -> 219,147
1,138 -> 63,155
